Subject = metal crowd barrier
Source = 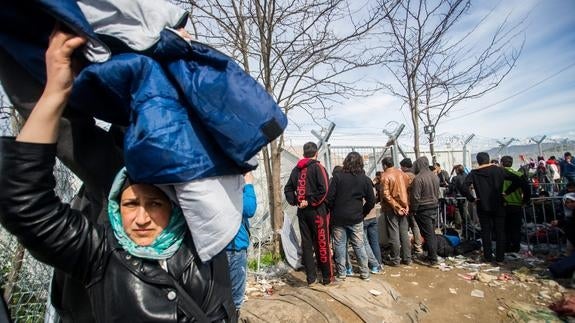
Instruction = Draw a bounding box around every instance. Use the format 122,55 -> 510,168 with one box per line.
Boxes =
436,195 -> 567,255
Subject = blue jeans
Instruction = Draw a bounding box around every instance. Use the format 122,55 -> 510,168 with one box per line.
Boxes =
363,217 -> 381,268
226,250 -> 247,309
332,223 -> 369,278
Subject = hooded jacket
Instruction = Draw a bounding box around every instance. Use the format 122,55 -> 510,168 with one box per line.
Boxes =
284,158 -> 329,217
462,163 -> 522,213
410,157 -> 440,212
0,138 -> 236,322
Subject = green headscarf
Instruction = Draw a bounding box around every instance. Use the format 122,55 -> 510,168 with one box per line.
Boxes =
108,168 -> 186,260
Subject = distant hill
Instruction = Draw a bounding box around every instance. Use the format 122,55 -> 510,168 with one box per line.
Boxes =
474,140 -> 575,164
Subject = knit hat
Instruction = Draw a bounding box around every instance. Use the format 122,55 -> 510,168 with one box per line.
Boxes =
564,193 -> 575,203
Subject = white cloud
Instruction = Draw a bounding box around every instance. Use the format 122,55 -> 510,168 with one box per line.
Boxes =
286,0 -> 575,152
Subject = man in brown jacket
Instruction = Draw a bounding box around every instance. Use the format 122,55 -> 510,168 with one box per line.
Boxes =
380,157 -> 413,266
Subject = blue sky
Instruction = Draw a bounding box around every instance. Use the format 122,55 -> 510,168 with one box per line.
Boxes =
283,0 -> 575,152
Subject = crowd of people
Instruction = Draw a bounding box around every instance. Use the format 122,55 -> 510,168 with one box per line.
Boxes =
284,140 -> 575,287
284,142 -> 444,285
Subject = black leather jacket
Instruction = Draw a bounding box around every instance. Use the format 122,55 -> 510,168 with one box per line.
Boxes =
0,138 -> 236,322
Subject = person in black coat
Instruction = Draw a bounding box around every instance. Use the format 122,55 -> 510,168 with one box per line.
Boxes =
461,152 -> 522,264
0,28 -> 236,322
327,152 -> 375,280
447,164 -> 469,229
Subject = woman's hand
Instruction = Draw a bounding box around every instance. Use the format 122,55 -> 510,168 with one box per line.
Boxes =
17,26 -> 86,144
244,172 -> 254,184
44,27 -> 87,98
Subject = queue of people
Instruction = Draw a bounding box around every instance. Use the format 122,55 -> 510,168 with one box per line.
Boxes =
284,143 -> 575,291
284,142 -> 451,286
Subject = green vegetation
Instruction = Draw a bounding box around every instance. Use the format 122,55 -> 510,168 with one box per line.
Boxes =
247,252 -> 281,271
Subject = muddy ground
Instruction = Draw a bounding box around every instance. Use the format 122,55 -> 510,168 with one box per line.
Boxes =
240,255 -> 572,322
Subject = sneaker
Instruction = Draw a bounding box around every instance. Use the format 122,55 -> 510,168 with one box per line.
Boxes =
346,268 -> 353,276
384,259 -> 400,267
336,274 -> 346,281
401,259 -> 413,266
307,281 -> 320,288
322,277 -> 333,285
492,259 -> 505,267
361,275 -> 371,281
370,266 -> 380,274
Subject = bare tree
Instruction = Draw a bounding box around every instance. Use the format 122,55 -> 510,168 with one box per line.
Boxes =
175,0 -> 395,253
380,0 -> 523,159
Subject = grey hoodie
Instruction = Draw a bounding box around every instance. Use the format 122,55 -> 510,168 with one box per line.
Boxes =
411,156 -> 440,212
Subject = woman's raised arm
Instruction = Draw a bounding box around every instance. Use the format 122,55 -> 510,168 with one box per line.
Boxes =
16,27 -> 85,144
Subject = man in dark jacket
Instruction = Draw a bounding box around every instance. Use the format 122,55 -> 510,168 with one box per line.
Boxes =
435,162 -> 450,188
410,157 -> 440,265
447,164 -> 469,229
561,152 -> 575,184
284,142 -> 332,285
462,152 -> 522,263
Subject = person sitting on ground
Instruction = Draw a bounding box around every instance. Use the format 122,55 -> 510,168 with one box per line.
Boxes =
549,193 -> 575,278
0,28 -> 236,322
559,182 -> 575,197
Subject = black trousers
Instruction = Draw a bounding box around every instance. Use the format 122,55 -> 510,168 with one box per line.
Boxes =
298,212 -> 333,284
478,208 -> 506,262
505,205 -> 523,253
415,208 -> 438,262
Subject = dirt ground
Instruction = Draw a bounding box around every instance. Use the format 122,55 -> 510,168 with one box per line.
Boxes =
240,255 -> 572,322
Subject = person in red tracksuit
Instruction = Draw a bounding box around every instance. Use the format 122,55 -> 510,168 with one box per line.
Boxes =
284,142 -> 333,285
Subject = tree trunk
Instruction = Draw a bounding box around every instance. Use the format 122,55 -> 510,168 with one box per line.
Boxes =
411,100 -> 421,158
270,139 -> 283,256
262,139 -> 283,256
429,132 -> 436,164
